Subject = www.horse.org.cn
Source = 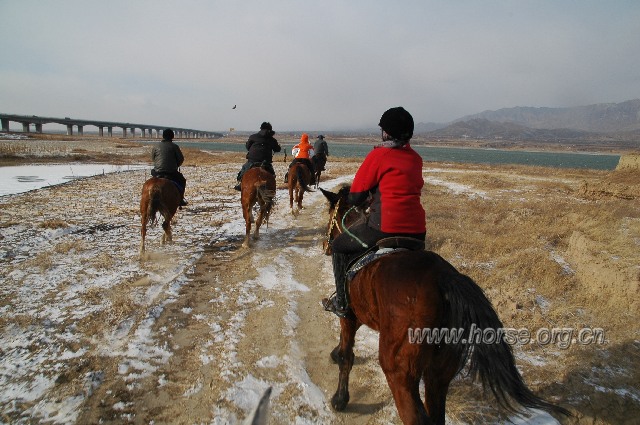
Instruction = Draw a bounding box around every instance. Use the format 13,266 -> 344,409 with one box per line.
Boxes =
407,325 -> 606,349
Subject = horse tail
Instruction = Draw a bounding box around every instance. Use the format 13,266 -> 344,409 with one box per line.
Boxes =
147,184 -> 162,227
436,262 -> 571,418
256,181 -> 276,219
296,165 -> 314,192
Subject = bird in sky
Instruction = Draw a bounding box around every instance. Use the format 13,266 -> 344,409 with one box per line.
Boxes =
232,105 -> 236,109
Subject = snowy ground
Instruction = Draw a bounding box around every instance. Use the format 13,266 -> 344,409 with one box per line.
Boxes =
1,161 -> 566,424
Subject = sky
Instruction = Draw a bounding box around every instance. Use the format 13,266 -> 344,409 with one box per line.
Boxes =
1,0 -> 639,132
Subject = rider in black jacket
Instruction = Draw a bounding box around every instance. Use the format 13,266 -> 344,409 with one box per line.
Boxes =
235,122 -> 282,190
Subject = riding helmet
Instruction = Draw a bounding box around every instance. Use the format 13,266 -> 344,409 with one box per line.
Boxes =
379,107 -> 414,141
162,128 -> 175,140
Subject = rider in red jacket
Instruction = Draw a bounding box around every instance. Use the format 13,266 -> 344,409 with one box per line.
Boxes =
323,107 -> 426,317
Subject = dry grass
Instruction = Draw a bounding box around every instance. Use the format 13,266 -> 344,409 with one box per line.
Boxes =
421,163 -> 640,423
39,218 -> 68,229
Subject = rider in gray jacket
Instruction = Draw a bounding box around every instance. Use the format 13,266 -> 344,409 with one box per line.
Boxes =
151,128 -> 187,206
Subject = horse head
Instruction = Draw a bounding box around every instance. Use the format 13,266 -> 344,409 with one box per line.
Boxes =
320,185 -> 362,255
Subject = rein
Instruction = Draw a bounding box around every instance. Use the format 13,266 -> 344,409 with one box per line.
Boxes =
342,206 -> 369,249
324,199 -> 342,254
324,199 -> 369,254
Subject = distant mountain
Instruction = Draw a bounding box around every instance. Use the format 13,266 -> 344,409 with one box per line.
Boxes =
425,118 -> 592,141
413,99 -> 640,141
454,99 -> 640,133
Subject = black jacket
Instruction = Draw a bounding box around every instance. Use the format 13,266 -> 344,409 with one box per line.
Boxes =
246,130 -> 281,163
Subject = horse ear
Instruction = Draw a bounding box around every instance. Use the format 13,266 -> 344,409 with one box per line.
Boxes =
320,187 -> 339,206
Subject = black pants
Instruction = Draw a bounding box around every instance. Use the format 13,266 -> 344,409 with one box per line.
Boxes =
332,223 -> 425,256
287,158 -> 315,177
237,161 -> 275,182
152,169 -> 186,195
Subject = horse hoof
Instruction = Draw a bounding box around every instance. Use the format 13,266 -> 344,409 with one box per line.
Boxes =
331,392 -> 349,411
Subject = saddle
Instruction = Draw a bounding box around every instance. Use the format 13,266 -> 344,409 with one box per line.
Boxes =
346,237 -> 425,281
151,170 -> 184,193
250,160 -> 275,175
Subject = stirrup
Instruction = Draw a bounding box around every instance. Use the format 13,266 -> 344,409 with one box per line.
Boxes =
321,293 -> 351,318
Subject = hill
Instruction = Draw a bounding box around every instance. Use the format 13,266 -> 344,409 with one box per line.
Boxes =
414,99 -> 640,148
455,99 -> 640,133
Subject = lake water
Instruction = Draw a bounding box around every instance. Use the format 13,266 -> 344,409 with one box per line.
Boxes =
0,164 -> 146,197
0,142 -> 620,197
168,141 -> 621,170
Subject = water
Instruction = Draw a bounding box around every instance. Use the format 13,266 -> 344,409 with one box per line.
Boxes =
0,163 -> 146,197
164,140 -> 621,170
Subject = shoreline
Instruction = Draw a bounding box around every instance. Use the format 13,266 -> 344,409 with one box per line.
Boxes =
1,131 -> 638,155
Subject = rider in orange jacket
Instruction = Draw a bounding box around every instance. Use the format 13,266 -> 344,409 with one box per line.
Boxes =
284,133 -> 316,184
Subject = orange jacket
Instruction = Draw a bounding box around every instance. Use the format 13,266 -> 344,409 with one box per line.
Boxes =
292,133 -> 315,159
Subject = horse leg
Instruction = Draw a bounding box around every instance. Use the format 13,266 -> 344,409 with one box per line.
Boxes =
422,348 -> 460,425
289,184 -> 295,215
331,318 -> 360,411
254,205 -> 265,240
161,214 -> 173,244
242,203 -> 252,248
298,188 -> 304,210
140,214 -> 147,256
379,333 -> 431,424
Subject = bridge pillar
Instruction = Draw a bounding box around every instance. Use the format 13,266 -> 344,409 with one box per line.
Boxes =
130,127 -> 135,137
67,124 -> 73,135
78,125 -> 84,136
35,123 -> 43,133
1,118 -> 8,131
98,126 -> 104,137
22,122 -> 30,132
156,129 -> 161,138
108,127 -> 113,137
121,127 -> 127,137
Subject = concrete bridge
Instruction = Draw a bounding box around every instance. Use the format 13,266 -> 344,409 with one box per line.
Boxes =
0,113 -> 221,139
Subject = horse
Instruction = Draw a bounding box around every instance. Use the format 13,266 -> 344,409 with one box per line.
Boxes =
320,186 -> 571,425
287,162 -> 314,215
139,177 -> 181,257
312,153 -> 327,188
241,166 -> 276,248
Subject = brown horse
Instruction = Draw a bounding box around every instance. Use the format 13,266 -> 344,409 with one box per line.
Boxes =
139,177 -> 181,257
287,162 -> 313,215
241,166 -> 276,248
312,153 -> 327,188
321,186 -> 570,425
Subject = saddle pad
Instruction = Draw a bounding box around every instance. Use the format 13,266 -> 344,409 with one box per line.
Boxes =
346,247 -> 406,281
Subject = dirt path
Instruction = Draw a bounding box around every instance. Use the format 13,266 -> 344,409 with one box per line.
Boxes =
74,176 -> 400,424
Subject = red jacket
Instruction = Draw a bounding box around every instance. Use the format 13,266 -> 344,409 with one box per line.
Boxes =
349,143 -> 425,234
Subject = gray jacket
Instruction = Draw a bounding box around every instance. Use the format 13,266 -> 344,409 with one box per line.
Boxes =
152,139 -> 184,173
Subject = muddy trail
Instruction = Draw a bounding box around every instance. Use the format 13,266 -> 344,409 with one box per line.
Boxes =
74,175 -> 399,424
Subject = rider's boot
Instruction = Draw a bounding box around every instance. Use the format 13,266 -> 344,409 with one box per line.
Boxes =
322,252 -> 351,318
283,171 -> 289,184
234,181 -> 242,191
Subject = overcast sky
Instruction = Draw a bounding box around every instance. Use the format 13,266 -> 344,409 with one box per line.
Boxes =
1,0 -> 639,132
